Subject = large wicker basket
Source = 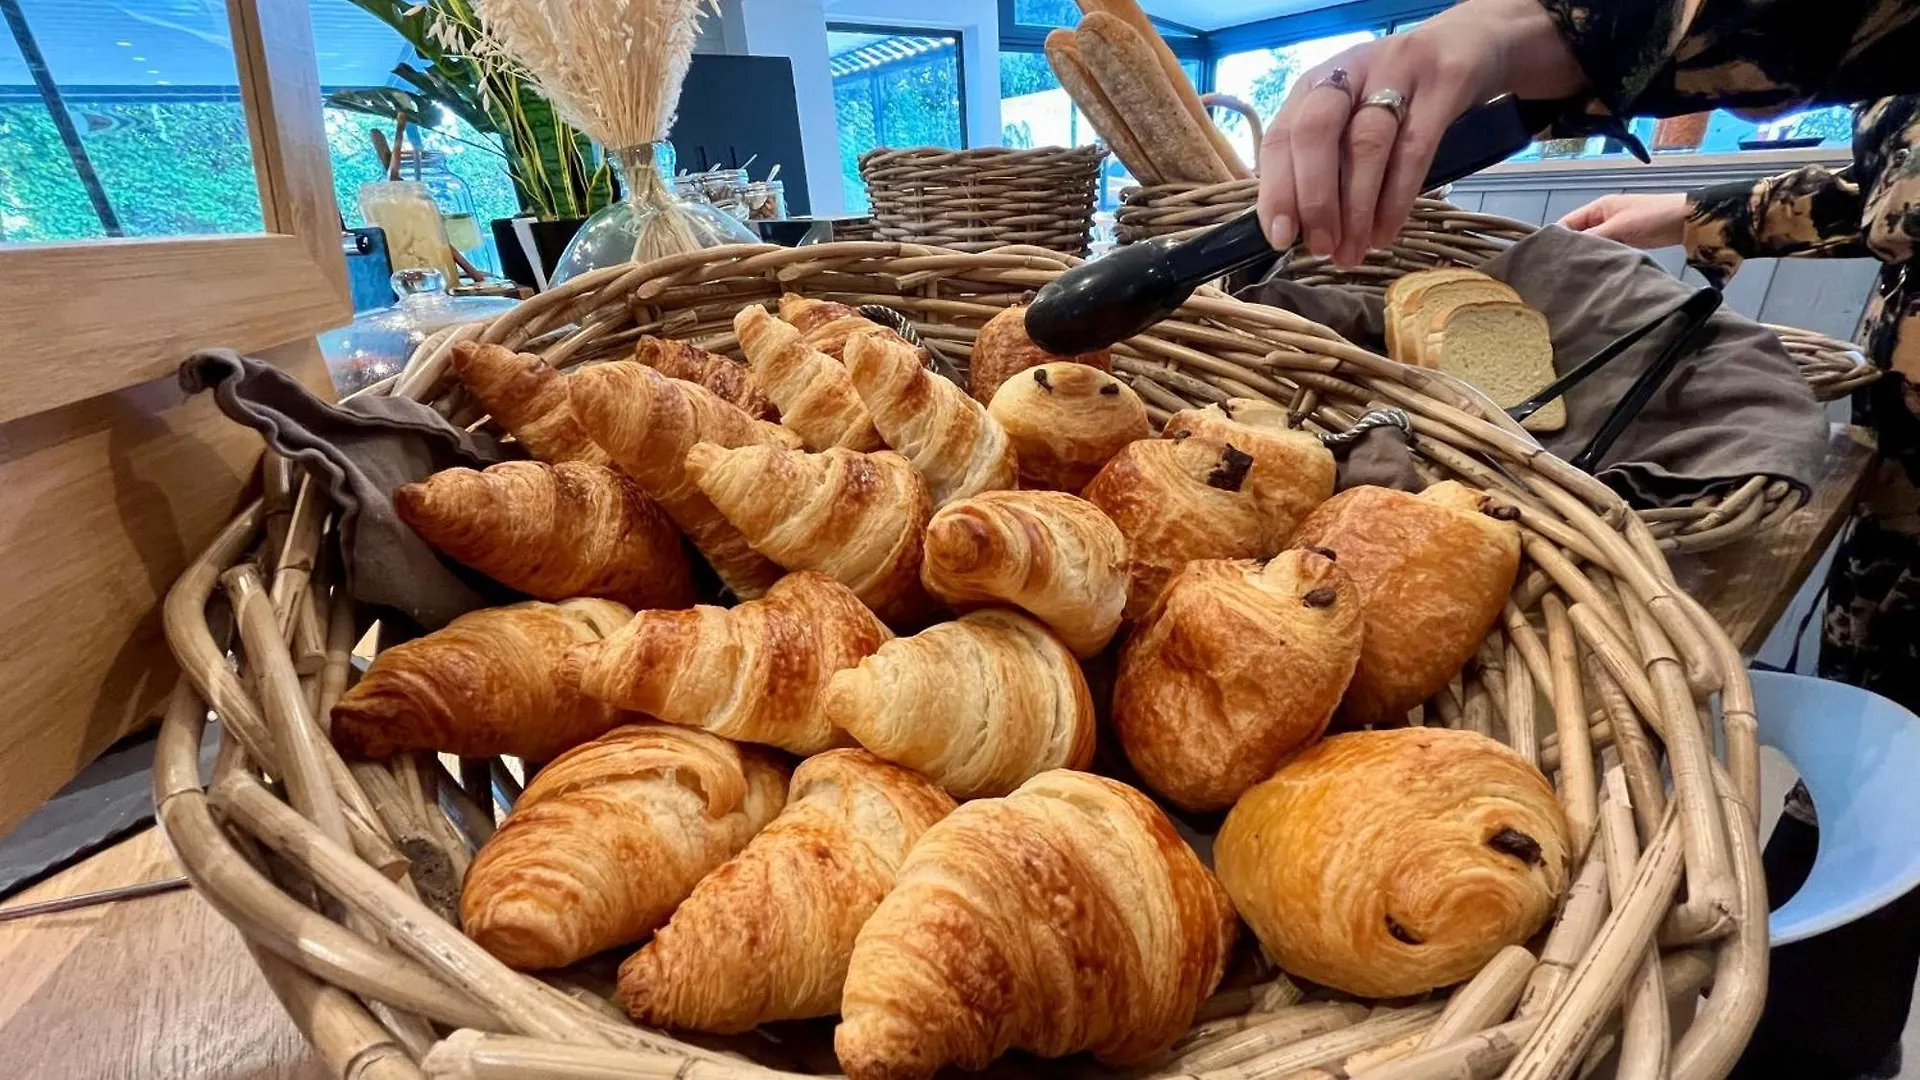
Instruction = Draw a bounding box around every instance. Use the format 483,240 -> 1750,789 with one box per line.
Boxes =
859,145 -> 1105,256
159,242 -> 1764,1080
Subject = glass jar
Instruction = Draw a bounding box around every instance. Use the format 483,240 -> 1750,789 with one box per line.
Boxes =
317,269 -> 521,396
358,180 -> 460,284
743,180 -> 787,221
549,143 -> 758,286
398,148 -> 498,276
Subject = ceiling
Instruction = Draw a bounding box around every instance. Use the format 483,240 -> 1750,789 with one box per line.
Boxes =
1140,0 -> 1336,31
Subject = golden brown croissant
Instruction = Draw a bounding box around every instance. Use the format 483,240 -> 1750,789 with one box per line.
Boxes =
1291,481 -> 1522,726
394,460 -> 695,611
776,293 -> 920,362
569,361 -> 800,599
1082,435 -> 1287,619
988,362 -> 1150,491
449,341 -> 609,466
920,490 -> 1128,658
634,334 -> 777,422
735,305 -> 882,451
564,571 -> 890,754
819,609 -> 1095,798
685,443 -> 932,625
330,599 -> 634,761
1215,728 -> 1568,998
1114,551 -> 1362,811
1163,398 -> 1336,548
836,769 -> 1237,1080
968,304 -> 1112,404
617,749 -> 956,1033
843,330 -> 1016,507
461,723 -> 787,970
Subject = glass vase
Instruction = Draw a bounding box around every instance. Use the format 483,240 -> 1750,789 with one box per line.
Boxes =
549,143 -> 758,286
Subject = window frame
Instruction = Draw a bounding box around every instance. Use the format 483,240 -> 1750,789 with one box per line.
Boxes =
0,0 -> 348,427
827,20 -> 971,151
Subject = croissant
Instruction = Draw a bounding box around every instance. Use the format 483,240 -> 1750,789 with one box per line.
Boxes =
1291,481 -> 1522,726
988,363 -> 1150,491
395,461 -> 695,611
836,770 -> 1237,1080
685,443 -> 932,625
1215,728 -> 1568,998
1082,436 -> 1286,619
735,305 -> 882,451
617,749 -> 956,1033
1114,551 -> 1362,812
569,361 -> 800,599
565,571 -> 890,754
461,723 -> 787,970
841,329 -> 1015,507
920,490 -> 1128,658
777,293 -> 920,362
331,599 -> 634,761
819,609 -> 1095,798
968,304 -> 1112,404
1163,398 -> 1336,548
634,335 -> 777,422
449,341 -> 609,466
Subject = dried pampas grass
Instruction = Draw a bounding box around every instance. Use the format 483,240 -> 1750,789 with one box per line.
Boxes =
475,0 -> 715,150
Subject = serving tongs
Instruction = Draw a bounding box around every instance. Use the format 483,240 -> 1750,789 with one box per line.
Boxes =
1520,285 -> 1723,471
1026,95 -> 1604,355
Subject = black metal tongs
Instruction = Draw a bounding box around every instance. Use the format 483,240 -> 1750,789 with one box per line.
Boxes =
1025,95 -> 1588,356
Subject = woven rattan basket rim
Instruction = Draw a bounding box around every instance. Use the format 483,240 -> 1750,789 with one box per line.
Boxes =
859,145 -> 1106,257
159,240 -> 1766,1080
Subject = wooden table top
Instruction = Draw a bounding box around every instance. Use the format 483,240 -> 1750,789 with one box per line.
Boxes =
0,425 -> 1878,1080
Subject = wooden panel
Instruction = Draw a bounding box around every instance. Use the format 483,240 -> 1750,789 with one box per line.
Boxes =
1706,257 -> 1779,320
1445,189 -> 1484,212
1759,258 -> 1881,340
0,339 -> 329,835
0,236 -> 342,426
1478,190 -> 1551,226
1541,188 -> 1604,228
0,829 -> 323,1079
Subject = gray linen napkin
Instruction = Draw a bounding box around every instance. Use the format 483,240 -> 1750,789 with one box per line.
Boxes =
180,348 -> 524,635
1240,226 -> 1828,509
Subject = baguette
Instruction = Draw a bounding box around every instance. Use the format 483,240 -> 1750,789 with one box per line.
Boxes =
1076,13 -> 1231,185
1045,30 -> 1164,186
1078,0 -> 1248,179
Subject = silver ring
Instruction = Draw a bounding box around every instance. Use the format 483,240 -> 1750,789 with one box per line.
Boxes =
1357,88 -> 1409,123
1311,67 -> 1354,99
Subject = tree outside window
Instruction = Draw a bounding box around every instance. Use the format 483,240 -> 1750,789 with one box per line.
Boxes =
830,28 -> 965,215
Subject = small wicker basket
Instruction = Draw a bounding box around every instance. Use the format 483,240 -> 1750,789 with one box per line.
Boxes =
159,241 -> 1764,1080
859,145 -> 1105,256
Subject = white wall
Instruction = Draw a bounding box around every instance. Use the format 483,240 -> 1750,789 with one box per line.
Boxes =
822,0 -> 1002,150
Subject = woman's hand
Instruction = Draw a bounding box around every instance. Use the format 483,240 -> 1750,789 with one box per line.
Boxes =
1557,193 -> 1688,249
1258,0 -> 1589,266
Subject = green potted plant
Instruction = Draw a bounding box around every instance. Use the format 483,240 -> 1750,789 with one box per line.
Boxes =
327,0 -> 616,287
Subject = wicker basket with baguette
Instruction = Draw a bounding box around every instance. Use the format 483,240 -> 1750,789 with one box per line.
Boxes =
158,238 -> 1765,1080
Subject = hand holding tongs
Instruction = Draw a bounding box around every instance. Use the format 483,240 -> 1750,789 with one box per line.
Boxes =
1024,95 -> 1586,356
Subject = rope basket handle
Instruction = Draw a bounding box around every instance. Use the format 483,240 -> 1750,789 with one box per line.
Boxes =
1203,93 -> 1263,178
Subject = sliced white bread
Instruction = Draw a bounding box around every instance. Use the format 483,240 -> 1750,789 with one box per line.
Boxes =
1423,300 -> 1566,433
1382,268 -> 1494,361
1400,277 -> 1523,368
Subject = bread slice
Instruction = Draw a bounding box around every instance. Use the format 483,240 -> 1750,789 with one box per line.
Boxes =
1383,268 -> 1494,361
1424,301 -> 1566,433
1400,278 -> 1523,368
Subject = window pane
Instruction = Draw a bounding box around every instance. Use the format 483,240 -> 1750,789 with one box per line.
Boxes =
1011,0 -> 1084,28
0,0 -> 264,242
1213,31 -> 1381,149
830,28 -> 964,215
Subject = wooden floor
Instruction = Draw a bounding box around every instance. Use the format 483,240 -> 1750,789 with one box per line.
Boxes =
0,425 -> 1879,1080
0,828 -> 322,1079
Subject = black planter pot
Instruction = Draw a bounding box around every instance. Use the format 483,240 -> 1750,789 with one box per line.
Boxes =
490,216 -> 587,291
